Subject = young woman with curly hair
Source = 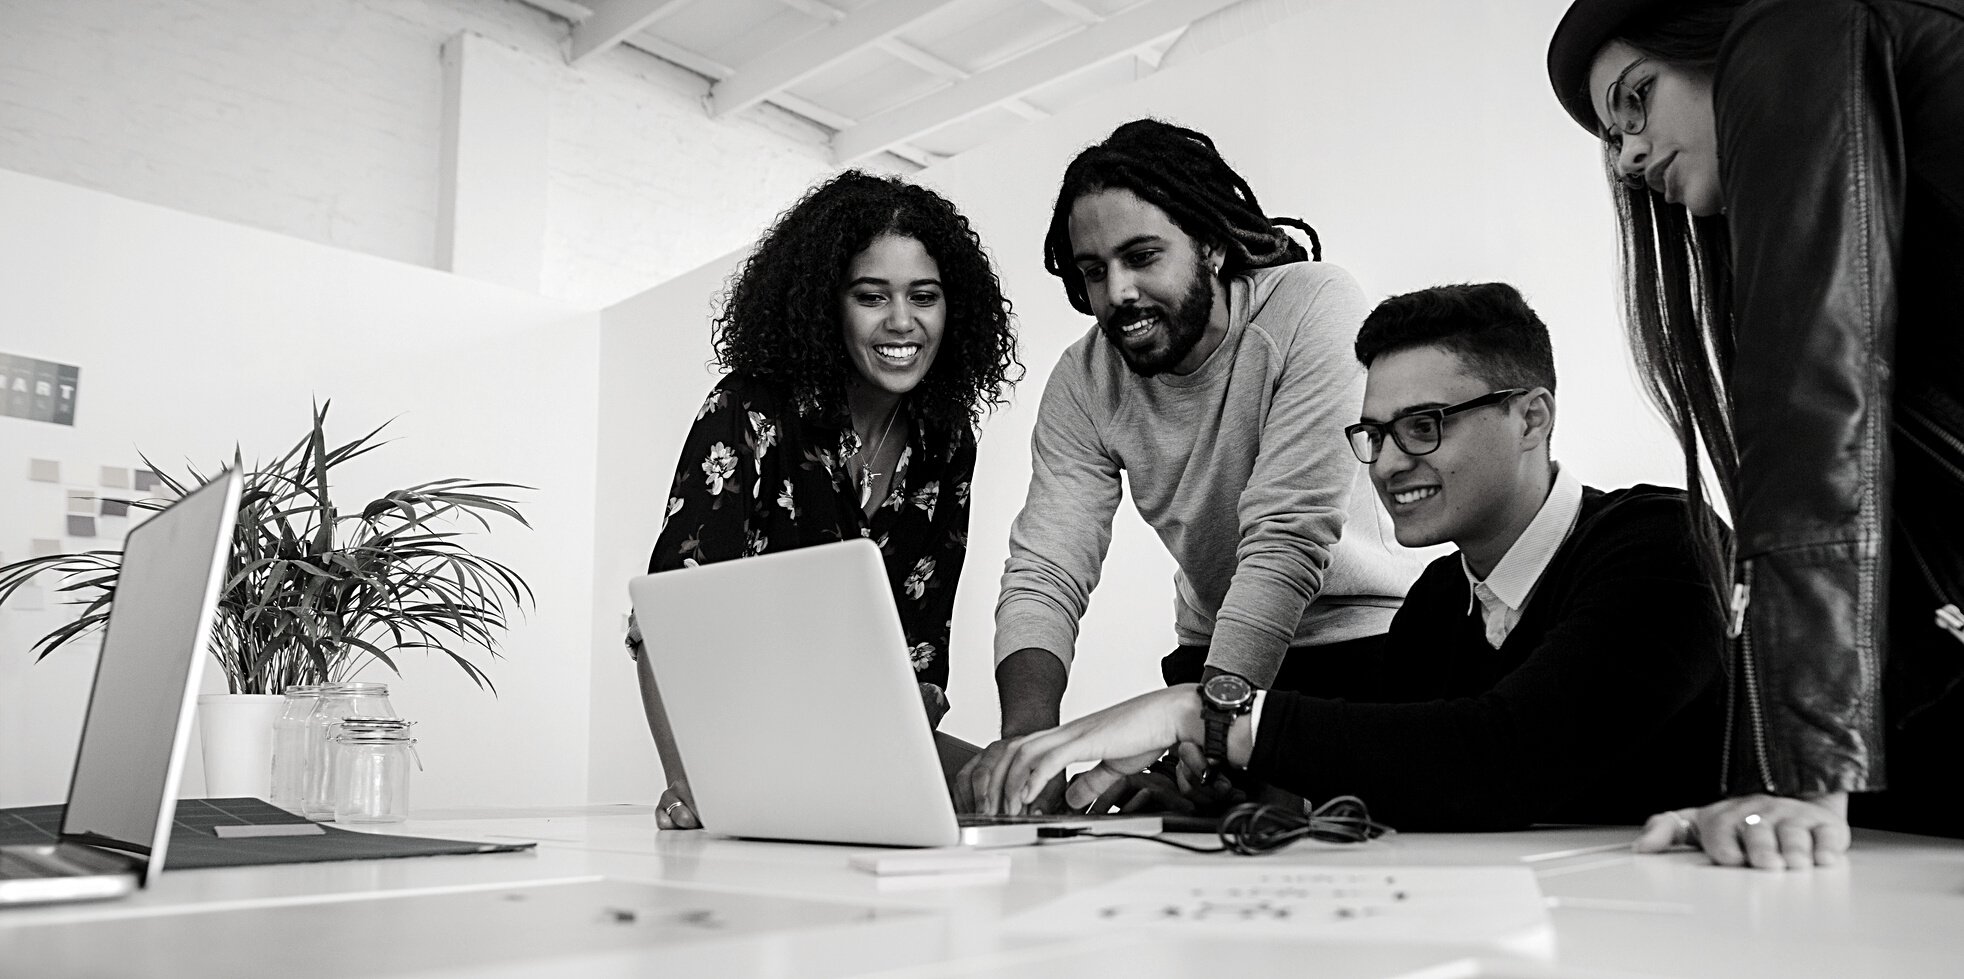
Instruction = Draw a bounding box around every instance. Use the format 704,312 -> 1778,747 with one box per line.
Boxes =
632,170 -> 1021,830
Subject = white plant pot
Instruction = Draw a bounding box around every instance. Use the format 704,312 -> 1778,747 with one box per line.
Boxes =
196,693 -> 286,799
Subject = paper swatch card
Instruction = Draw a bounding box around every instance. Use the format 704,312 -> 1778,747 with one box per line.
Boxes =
1009,865 -> 1551,953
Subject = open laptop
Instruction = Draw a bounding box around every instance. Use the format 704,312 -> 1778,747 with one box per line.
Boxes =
628,538 -> 1160,848
0,469 -> 241,905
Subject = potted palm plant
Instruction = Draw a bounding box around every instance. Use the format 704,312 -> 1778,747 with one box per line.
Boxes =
0,402 -> 533,795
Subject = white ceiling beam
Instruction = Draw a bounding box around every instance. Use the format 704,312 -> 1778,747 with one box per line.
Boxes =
773,0 -> 848,21
1035,0 -> 1103,24
832,0 -> 1239,163
877,37 -> 966,80
571,0 -> 700,65
710,0 -> 950,118
628,35 -> 734,79
879,39 -> 1049,119
771,92 -> 856,131
515,0 -> 596,23
1001,99 -> 1049,121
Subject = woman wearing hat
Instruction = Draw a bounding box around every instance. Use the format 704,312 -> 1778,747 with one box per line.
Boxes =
1547,0 -> 1964,870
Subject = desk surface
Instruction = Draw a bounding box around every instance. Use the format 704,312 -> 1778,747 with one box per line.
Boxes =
2,805 -> 1960,978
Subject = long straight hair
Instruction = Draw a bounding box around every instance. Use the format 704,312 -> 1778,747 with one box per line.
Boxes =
1608,0 -> 1747,610
1612,166 -> 1735,608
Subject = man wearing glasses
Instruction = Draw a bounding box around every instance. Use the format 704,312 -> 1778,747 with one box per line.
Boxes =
968,282 -> 1727,830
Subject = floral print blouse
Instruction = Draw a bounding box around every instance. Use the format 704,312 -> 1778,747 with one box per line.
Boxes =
650,375 -> 975,694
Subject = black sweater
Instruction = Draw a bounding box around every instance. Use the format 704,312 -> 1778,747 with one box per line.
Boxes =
1247,485 -> 1726,830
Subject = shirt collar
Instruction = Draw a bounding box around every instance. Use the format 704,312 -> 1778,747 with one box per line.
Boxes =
1463,464 -> 1584,615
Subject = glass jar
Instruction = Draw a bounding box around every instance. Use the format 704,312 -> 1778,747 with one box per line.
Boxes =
268,685 -> 322,812
301,682 -> 397,820
328,717 -> 419,823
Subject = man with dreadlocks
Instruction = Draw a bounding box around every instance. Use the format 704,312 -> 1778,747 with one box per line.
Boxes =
953,119 -> 1425,814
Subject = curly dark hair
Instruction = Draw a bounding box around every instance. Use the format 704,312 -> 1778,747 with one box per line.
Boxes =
1043,119 -> 1320,315
711,170 -> 1021,437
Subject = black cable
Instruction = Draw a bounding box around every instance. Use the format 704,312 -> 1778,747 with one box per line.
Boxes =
1039,796 -> 1394,856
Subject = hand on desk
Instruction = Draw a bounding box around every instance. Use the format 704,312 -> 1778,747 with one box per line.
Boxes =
964,686 -> 1199,815
1634,792 -> 1849,870
656,778 -> 700,831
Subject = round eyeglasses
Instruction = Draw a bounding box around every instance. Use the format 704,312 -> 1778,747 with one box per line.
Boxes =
1343,389 -> 1529,464
1603,58 -> 1652,189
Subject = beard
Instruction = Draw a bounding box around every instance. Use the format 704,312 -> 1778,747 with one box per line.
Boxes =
1100,256 -> 1216,378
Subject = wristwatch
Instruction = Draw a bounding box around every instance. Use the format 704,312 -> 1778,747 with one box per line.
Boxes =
1198,673 -> 1256,785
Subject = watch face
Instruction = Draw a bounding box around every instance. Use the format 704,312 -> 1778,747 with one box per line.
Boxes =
1201,672 -> 1255,710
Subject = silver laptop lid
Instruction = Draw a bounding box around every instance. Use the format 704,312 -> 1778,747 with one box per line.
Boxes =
60,469 -> 240,885
628,539 -> 961,847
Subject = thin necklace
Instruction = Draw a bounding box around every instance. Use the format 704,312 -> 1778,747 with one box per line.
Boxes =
853,400 -> 902,501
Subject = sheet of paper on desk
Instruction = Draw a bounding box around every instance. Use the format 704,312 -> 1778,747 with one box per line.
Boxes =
1008,865 -> 1552,955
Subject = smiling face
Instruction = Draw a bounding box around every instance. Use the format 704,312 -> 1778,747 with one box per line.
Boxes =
1067,187 -> 1227,377
838,234 -> 946,399
1360,345 -> 1553,574
1587,40 -> 1722,217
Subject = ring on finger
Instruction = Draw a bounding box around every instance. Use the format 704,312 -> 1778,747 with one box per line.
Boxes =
1742,813 -> 1763,827
1667,809 -> 1697,845
662,800 -> 686,819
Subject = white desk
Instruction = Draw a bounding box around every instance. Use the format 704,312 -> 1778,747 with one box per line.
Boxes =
3,806 -> 1961,978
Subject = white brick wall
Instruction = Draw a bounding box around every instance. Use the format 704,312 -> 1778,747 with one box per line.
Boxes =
0,0 -> 852,308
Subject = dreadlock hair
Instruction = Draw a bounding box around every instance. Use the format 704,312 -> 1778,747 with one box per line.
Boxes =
1604,0 -> 1747,614
711,170 -> 1022,438
1043,118 -> 1321,315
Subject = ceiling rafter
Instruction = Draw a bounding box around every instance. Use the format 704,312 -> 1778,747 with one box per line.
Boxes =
831,0 -> 1232,163
622,35 -> 939,169
876,38 -> 1050,120
1035,0 -> 1103,24
772,0 -> 849,22
709,0 -> 949,119
570,0 -> 702,64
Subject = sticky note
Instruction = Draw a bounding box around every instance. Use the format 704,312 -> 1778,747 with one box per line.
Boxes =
28,459 -> 59,482
100,498 -> 130,517
99,466 -> 129,489
67,490 -> 96,514
133,469 -> 160,492
29,538 -> 62,558
67,515 -> 96,538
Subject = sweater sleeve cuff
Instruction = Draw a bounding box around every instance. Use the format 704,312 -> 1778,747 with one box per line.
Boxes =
1201,619 -> 1289,687
992,601 -> 1079,672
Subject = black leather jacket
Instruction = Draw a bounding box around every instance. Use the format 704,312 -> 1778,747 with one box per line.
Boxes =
1715,0 -> 1964,797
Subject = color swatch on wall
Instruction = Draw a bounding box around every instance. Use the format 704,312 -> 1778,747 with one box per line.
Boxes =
1,353 -> 80,425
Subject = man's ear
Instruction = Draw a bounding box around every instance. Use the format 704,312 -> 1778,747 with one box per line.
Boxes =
1200,240 -> 1226,276
1520,388 -> 1556,450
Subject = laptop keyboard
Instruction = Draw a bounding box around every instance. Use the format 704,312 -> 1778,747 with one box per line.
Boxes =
0,843 -> 133,879
956,813 -> 1146,826
0,847 -> 67,880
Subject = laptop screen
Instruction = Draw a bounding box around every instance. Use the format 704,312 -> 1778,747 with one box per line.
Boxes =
60,471 -> 239,861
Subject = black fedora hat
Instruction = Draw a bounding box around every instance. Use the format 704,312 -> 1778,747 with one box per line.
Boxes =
1547,0 -> 1666,135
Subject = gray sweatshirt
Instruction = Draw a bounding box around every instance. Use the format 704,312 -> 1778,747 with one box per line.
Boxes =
994,262 -> 1427,685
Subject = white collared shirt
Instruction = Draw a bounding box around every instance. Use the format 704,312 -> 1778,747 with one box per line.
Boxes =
1462,464 -> 1584,649
1246,465 -> 1582,754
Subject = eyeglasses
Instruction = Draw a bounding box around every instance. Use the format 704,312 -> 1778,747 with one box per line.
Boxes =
1343,389 -> 1529,464
1603,59 -> 1652,188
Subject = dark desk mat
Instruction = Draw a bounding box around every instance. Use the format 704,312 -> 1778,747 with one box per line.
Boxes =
0,798 -> 534,870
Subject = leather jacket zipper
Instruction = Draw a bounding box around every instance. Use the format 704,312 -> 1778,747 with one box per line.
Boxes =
1726,566 -> 1779,793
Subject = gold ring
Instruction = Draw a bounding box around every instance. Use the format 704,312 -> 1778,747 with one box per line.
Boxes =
662,800 -> 686,819
1742,813 -> 1763,827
